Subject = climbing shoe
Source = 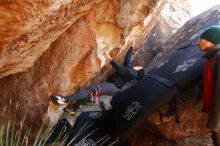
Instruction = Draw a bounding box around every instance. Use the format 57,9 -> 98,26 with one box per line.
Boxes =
63,107 -> 76,116
52,95 -> 66,105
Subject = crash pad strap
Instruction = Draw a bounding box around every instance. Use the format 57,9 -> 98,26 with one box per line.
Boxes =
146,73 -> 176,88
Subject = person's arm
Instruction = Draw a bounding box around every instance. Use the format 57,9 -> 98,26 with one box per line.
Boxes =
104,52 -> 112,62
123,47 -> 133,68
110,60 -> 137,79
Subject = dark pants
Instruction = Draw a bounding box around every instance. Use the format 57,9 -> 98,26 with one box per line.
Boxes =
64,82 -> 119,102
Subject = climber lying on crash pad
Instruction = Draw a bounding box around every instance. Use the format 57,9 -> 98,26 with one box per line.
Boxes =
47,41 -> 206,145
52,46 -> 145,105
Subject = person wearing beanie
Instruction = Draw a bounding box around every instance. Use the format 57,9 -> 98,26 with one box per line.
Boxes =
199,25 -> 220,146
52,46 -> 145,105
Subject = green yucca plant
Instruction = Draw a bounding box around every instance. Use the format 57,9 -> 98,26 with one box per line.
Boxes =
0,99 -> 120,146
0,99 -> 54,146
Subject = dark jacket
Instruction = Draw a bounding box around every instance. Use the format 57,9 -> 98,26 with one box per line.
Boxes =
107,47 -> 145,89
203,47 -> 220,111
202,45 -> 220,132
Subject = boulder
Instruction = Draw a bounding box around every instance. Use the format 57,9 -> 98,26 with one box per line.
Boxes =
133,0 -> 192,67
130,5 -> 220,145
0,0 -> 165,135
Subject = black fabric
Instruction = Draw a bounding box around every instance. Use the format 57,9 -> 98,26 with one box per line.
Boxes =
212,52 -> 220,82
46,118 -> 72,144
110,60 -> 137,79
206,46 -> 220,132
110,16 -> 220,140
66,111 -> 122,146
203,47 -> 220,59
64,82 -> 119,102
170,98 -> 182,127
111,38 -> 207,141
108,47 -> 142,89
148,46 -> 206,91
146,73 -> 176,87
123,47 -> 133,68
136,68 -> 145,81
111,77 -> 179,140
107,73 -> 127,89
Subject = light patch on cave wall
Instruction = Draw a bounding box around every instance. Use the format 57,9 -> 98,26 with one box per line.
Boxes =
95,22 -> 122,67
49,0 -> 72,11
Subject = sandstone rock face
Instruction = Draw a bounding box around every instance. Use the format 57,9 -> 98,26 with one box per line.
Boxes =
0,0 -> 103,78
0,0 -> 165,131
133,0 -> 192,67
145,89 -> 209,140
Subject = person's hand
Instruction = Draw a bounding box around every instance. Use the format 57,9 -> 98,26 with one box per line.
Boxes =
104,52 -> 112,61
132,39 -> 136,47
133,66 -> 143,71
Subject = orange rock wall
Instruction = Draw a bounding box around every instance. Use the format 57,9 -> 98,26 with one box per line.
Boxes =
0,0 -> 103,78
0,0 -> 164,129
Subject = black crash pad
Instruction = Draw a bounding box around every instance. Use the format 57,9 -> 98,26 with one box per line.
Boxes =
110,16 -> 220,140
66,111 -> 121,146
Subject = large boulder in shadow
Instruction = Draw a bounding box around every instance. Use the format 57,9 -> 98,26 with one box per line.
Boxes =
130,5 -> 220,144
133,0 -> 192,67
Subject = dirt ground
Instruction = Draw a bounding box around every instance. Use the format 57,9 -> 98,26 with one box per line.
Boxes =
130,130 -> 213,146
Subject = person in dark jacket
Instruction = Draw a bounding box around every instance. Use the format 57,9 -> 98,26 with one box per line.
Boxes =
199,25 -> 220,146
52,47 -> 145,105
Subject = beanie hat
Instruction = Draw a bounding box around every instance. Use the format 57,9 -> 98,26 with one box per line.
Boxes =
200,25 -> 220,45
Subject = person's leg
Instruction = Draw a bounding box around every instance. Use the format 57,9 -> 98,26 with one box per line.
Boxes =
63,82 -> 119,102
207,94 -> 220,146
63,87 -> 92,102
98,82 -> 120,95
212,131 -> 220,146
